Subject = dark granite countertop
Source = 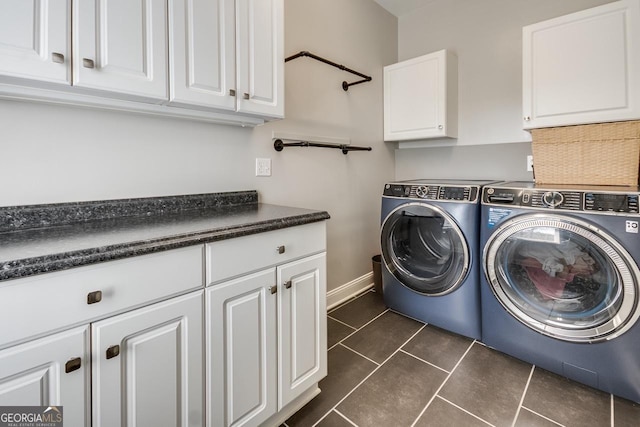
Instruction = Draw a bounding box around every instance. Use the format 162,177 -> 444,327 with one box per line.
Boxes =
0,191 -> 330,282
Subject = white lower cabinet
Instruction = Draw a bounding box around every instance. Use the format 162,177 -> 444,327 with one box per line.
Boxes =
277,254 -> 327,410
0,246 -> 205,427
92,290 -> 204,427
207,252 -> 327,427
0,222 -> 327,426
0,326 -> 91,426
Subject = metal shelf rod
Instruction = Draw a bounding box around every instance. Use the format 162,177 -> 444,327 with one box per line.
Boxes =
273,139 -> 372,155
285,50 -> 372,91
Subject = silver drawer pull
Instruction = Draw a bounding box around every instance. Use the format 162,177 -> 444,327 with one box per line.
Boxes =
51,52 -> 64,64
284,280 -> 292,289
276,246 -> 285,254
243,93 -> 250,100
229,89 -> 236,97
269,286 -> 277,294
87,290 -> 103,305
82,58 -> 95,69
106,345 -> 120,360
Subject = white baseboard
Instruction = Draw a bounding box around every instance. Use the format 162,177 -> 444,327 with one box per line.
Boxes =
326,272 -> 374,310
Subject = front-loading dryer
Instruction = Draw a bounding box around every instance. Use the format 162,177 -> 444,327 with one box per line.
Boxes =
480,181 -> 640,402
381,179 -> 496,340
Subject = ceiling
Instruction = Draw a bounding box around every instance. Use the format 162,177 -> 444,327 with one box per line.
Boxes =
372,0 -> 438,17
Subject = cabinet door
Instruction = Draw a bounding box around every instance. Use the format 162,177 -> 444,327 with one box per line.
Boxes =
0,0 -> 71,85
206,269 -> 277,427
73,0 -> 168,100
236,0 -> 284,118
383,50 -> 457,141
523,0 -> 640,129
277,252 -> 327,409
92,291 -> 203,427
0,326 -> 90,426
169,0 -> 236,110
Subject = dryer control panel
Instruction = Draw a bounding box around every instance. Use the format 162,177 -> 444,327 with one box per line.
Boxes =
483,186 -> 639,214
384,184 -> 479,202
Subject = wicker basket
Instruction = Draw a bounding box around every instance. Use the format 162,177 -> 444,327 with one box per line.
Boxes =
531,121 -> 640,186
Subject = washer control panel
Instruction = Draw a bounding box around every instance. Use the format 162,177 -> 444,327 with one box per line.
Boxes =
384,184 -> 479,202
483,186 -> 640,214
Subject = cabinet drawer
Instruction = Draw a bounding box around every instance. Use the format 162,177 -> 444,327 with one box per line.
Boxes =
0,245 -> 203,349
206,222 -> 326,285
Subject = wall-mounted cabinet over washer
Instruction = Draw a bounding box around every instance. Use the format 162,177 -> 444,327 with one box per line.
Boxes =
383,49 -> 458,141
522,0 -> 640,129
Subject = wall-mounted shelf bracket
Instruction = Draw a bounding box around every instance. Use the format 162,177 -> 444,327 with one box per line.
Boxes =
285,51 -> 372,91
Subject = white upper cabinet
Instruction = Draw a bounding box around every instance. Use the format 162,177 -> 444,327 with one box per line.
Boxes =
235,0 -> 284,118
0,0 -> 71,85
523,0 -> 640,129
384,50 -> 458,141
169,0 -> 236,110
0,0 -> 283,124
73,0 -> 169,101
170,0 -> 284,118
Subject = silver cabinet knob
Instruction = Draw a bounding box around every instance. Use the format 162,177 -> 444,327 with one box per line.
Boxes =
276,245 -> 285,254
82,58 -> 95,69
51,52 -> 65,64
524,116 -> 531,121
269,285 -> 277,294
243,93 -> 250,100
229,89 -> 236,97
437,124 -> 443,130
284,280 -> 292,289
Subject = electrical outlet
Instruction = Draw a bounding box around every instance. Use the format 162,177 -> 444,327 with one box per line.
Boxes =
256,158 -> 272,177
527,155 -> 534,172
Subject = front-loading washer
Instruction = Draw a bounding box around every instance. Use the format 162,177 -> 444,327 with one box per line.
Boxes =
480,181 -> 640,402
381,179 -> 496,340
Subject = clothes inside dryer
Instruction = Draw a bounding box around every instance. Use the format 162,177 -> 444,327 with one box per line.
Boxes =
381,203 -> 468,295
484,214 -> 638,342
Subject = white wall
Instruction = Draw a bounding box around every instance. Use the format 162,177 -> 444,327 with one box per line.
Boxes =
0,0 -> 397,293
395,0 -> 615,181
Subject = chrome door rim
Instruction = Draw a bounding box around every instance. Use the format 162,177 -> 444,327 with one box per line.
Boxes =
484,213 -> 640,342
381,202 -> 470,296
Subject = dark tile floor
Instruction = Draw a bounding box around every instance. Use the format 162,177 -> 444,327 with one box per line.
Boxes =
285,290 -> 640,427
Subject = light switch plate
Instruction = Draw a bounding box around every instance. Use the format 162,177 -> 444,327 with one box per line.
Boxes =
256,158 -> 272,177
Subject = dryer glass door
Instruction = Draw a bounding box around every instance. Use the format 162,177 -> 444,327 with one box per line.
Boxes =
381,202 -> 469,295
484,214 -> 640,342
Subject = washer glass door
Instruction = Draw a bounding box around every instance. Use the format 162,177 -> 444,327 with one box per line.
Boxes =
484,214 -> 640,342
381,202 -> 469,295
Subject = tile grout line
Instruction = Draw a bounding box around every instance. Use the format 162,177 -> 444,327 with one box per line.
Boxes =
327,308 -> 390,352
327,289 -> 376,315
334,409 -> 359,426
327,315 -> 358,331
510,364 -> 535,427
340,343 -> 381,367
311,323 -> 427,427
436,396 -> 495,426
398,348 -> 450,374
519,406 -> 565,427
610,394 -> 614,427
410,339 -> 476,427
